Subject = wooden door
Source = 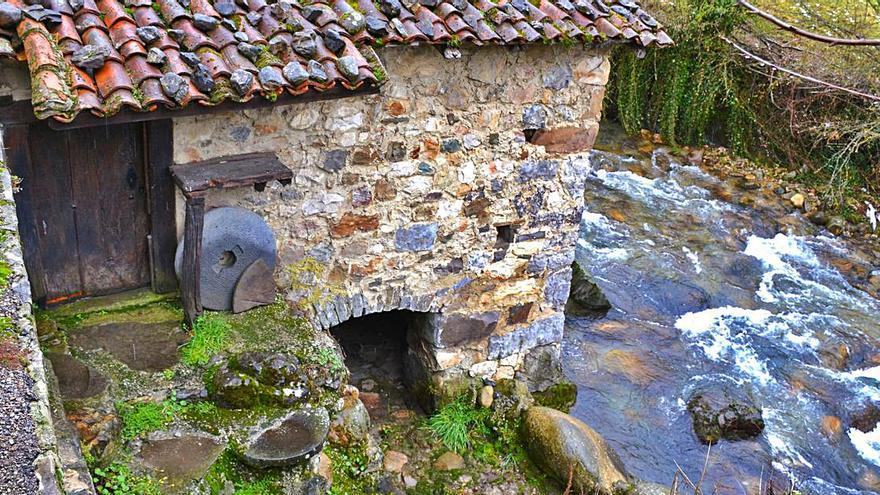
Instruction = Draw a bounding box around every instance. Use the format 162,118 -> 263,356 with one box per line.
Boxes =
8,122 -> 154,304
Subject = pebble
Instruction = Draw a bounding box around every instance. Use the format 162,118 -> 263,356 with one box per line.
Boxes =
433,451 -> 464,471
479,385 -> 494,408
790,193 -> 805,208
403,475 -> 417,488
383,450 -> 408,473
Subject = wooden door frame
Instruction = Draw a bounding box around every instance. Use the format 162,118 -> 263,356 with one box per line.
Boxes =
3,119 -> 178,305
143,120 -> 178,294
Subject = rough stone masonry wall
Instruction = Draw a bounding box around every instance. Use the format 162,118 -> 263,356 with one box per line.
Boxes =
173,44 -> 608,395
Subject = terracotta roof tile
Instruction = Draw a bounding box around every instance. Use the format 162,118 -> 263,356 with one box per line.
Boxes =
53,15 -> 81,44
0,0 -> 667,122
173,18 -> 217,50
96,0 -> 134,28
133,6 -> 163,28
74,12 -> 106,33
139,77 -> 172,107
124,53 -> 162,84
95,59 -> 133,96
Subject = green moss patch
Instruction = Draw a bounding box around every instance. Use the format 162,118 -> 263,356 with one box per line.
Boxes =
181,313 -> 233,366
533,382 -> 578,412
117,400 -> 180,440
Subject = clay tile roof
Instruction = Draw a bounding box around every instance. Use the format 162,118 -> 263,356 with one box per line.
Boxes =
0,0 -> 668,122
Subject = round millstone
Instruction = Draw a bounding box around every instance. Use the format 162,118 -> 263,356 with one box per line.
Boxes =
241,408 -> 330,468
174,206 -> 277,311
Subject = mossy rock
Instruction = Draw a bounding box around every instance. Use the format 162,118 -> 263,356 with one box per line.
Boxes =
533,382 -> 577,412
522,406 -> 631,495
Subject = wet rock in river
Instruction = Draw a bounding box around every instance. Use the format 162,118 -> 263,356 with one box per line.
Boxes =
522,406 -> 630,494
848,403 -> 880,433
601,348 -> 664,386
140,432 -> 225,485
241,407 -> 330,468
566,262 -> 611,316
687,387 -> 764,443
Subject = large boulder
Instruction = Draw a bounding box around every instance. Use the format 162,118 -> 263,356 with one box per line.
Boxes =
210,351 -> 342,409
522,406 -> 630,494
687,387 -> 764,443
566,263 -> 611,317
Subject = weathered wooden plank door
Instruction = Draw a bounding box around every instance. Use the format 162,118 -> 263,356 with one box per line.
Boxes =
7,121 -> 155,304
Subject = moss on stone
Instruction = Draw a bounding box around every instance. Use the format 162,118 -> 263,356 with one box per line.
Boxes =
116,399 -> 180,440
285,258 -> 346,311
325,443 -> 374,495
533,382 -> 577,412
201,449 -> 284,495
46,288 -> 178,323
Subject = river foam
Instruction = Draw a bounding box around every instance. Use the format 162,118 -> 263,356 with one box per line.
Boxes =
849,425 -> 880,467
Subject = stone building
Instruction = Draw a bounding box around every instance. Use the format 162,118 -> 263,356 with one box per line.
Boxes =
0,0 -> 669,400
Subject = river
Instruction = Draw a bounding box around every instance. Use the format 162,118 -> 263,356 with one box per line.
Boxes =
564,124 -> 880,494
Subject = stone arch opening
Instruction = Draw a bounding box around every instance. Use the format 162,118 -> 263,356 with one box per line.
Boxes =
329,310 -> 435,418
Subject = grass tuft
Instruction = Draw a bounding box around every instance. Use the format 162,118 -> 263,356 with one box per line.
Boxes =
181,313 -> 232,366
116,400 -> 179,440
427,398 -> 490,453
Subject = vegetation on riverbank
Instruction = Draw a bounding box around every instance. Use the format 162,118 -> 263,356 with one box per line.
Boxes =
607,0 -> 880,224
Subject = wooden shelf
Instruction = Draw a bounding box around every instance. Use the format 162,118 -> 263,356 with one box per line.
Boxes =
170,152 -> 292,197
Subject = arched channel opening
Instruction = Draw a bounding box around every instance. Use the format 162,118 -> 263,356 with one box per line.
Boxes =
329,310 -> 431,422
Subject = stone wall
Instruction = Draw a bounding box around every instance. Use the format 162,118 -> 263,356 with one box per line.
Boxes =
173,44 -> 608,395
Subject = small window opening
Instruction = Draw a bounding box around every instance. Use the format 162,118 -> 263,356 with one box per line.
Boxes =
495,224 -> 517,247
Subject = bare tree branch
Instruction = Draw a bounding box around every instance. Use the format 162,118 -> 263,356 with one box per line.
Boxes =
738,0 -> 880,46
722,36 -> 880,102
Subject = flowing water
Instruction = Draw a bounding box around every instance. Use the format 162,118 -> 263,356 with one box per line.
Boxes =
565,124 -> 880,494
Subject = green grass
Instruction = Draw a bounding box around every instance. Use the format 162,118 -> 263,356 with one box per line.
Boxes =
118,398 -> 227,440
202,449 -> 283,495
427,398 -> 491,453
181,313 -> 232,366
116,400 -> 180,440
